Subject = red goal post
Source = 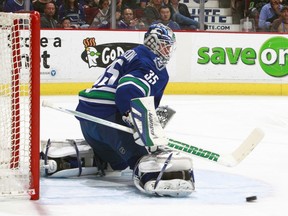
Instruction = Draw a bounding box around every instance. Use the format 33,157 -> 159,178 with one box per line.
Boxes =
0,11 -> 40,200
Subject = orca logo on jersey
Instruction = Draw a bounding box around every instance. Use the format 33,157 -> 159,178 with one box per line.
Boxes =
81,38 -> 139,69
154,58 -> 166,71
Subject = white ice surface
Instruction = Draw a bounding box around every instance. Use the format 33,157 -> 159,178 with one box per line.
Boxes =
1,95 -> 288,216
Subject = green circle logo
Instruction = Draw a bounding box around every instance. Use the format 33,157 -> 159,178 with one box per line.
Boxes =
259,36 -> 288,77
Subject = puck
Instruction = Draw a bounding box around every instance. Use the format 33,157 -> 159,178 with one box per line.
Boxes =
246,196 -> 257,202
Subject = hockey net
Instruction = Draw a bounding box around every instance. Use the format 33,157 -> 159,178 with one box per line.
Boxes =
0,12 -> 40,200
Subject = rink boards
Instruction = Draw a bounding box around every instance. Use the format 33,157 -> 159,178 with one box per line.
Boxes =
38,30 -> 288,95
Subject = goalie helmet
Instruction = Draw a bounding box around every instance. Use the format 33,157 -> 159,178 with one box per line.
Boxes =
144,23 -> 176,64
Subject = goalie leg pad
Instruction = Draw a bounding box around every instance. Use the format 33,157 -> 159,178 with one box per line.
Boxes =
133,150 -> 195,197
40,139 -> 98,177
144,179 -> 194,197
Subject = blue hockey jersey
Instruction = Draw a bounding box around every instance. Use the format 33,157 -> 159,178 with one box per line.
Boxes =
76,44 -> 169,119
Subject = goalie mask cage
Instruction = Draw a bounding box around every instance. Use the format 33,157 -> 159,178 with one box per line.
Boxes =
0,12 -> 40,200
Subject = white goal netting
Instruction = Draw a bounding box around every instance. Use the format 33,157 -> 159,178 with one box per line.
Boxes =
0,12 -> 39,199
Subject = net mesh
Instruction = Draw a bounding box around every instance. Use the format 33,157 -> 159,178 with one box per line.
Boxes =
0,12 -> 34,198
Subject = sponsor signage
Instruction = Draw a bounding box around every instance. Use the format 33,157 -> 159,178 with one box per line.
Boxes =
39,30 -> 288,83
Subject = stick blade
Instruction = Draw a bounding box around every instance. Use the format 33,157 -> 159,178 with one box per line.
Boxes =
42,100 -> 54,108
220,128 -> 265,167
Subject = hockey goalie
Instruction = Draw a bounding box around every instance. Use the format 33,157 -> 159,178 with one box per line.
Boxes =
41,23 -> 195,197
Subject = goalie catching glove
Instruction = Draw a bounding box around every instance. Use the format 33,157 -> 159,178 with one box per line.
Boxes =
123,105 -> 175,134
133,148 -> 195,197
156,105 -> 176,128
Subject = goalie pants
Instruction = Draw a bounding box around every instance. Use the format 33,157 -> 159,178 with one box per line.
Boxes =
78,112 -> 148,170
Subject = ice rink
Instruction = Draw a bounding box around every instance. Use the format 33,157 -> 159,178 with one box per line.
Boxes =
1,94 -> 288,216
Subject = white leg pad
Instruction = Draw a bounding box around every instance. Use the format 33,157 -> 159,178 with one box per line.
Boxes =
144,179 -> 195,197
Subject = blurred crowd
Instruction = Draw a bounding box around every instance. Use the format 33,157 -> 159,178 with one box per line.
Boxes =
0,0 -> 287,32
247,0 -> 288,32
0,0 -> 203,30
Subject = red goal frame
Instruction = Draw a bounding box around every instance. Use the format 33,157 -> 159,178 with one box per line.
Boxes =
29,11 -> 41,201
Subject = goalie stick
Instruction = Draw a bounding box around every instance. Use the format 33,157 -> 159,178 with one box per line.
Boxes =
42,100 -> 264,167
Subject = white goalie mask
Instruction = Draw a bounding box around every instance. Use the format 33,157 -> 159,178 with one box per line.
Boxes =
144,23 -> 176,64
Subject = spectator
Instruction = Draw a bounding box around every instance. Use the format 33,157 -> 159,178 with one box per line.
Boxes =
248,0 -> 284,13
247,6 -> 260,31
231,0 -> 245,23
258,0 -> 283,31
118,0 -> 138,10
247,0 -> 268,27
40,2 -> 58,28
139,0 -> 148,8
4,0 -> 33,12
168,0 -> 200,30
117,0 -> 148,10
79,0 -> 90,8
60,16 -> 74,28
1,0 -> 5,11
117,7 -> 145,29
116,9 -> 122,22
54,0 -> 64,8
83,7 -> 99,25
33,0 -> 52,15
58,0 -> 87,28
248,0 -> 288,31
143,0 -> 163,25
271,6 -> 288,31
86,0 -> 99,8
89,0 -> 110,28
152,5 -> 180,30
